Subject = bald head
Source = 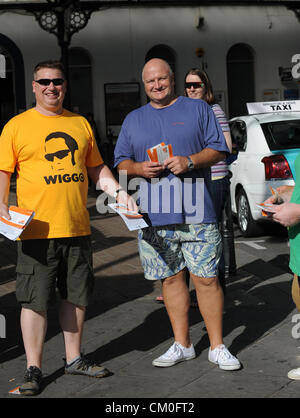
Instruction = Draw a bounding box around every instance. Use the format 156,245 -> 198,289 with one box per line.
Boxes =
142,58 -> 173,82
142,58 -> 176,108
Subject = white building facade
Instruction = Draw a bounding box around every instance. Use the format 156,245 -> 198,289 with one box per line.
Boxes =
0,1 -> 300,144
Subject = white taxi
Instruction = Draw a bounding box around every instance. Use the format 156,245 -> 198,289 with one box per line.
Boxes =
229,100 -> 300,237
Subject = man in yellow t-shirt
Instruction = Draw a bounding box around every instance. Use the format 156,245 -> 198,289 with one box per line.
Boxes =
0,60 -> 137,396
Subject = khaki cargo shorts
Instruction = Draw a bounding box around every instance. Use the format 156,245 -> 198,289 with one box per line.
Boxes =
16,236 -> 94,312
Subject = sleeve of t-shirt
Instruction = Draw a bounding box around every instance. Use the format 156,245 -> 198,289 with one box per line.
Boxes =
291,153 -> 300,205
0,122 -> 17,173
114,117 -> 135,168
84,119 -> 104,167
211,103 -> 230,132
200,102 -> 229,153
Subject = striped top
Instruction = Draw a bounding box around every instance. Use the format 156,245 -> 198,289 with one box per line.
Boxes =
211,103 -> 230,180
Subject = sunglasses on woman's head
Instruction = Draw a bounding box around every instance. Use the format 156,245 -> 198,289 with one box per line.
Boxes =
185,82 -> 205,89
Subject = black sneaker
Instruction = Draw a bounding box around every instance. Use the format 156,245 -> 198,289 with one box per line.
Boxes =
19,366 -> 42,396
64,355 -> 110,378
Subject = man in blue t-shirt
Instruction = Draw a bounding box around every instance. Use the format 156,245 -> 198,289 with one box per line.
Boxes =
114,58 -> 241,371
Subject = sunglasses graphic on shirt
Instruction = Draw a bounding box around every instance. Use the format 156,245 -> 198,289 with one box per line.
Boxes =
44,149 -> 70,162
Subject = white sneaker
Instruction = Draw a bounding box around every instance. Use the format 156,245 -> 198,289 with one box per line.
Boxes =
208,344 -> 241,370
152,342 -> 196,367
288,367 -> 300,380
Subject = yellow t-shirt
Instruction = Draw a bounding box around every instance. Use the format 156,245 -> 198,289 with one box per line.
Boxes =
0,108 -> 103,239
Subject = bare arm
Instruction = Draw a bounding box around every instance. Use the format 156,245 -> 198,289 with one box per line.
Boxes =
272,202 -> 300,227
87,164 -> 138,212
163,148 -> 227,176
190,148 -> 227,168
0,170 -> 11,219
262,185 -> 297,227
117,159 -> 164,179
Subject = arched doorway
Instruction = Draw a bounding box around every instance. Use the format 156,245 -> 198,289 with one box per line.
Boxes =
145,44 -> 176,92
227,43 -> 255,118
0,34 -> 26,132
145,44 -> 176,72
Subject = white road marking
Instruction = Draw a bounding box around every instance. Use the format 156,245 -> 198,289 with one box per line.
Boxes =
236,240 -> 266,250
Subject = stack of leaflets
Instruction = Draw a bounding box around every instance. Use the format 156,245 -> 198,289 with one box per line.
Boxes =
256,203 -> 277,216
256,187 -> 283,216
0,206 -> 35,240
147,142 -> 173,165
108,203 -> 148,231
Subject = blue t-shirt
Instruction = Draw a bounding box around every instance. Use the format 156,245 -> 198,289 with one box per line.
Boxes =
114,96 -> 229,226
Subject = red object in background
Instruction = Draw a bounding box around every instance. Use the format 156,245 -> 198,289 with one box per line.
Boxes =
261,154 -> 293,180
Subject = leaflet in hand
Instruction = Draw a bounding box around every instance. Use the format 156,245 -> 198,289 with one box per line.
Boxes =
0,206 -> 35,240
108,203 -> 148,231
147,142 -> 173,164
256,203 -> 277,216
269,186 -> 284,204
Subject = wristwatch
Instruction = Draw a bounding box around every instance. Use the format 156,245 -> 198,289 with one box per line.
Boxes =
113,188 -> 124,199
187,156 -> 194,171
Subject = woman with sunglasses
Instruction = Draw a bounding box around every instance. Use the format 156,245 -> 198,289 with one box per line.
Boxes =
184,68 -> 233,297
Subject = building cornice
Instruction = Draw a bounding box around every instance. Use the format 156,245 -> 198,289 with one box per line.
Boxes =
1,0 -> 300,11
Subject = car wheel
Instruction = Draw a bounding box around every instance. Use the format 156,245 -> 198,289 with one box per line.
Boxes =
236,189 -> 263,237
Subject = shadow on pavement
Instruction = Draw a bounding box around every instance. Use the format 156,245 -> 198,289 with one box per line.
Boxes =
83,255 -> 295,368
0,216 -> 296,395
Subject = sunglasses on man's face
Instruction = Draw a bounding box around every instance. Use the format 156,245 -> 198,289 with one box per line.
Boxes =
45,149 -> 70,162
34,78 -> 65,86
185,82 -> 205,89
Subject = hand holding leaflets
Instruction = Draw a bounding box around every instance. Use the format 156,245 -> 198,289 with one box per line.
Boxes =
146,142 -> 192,175
147,142 -> 173,165
258,186 -> 290,217
257,186 -> 281,216
140,142 -> 174,178
256,202 -> 278,216
108,203 -> 148,231
259,185 -> 300,227
0,206 -> 35,240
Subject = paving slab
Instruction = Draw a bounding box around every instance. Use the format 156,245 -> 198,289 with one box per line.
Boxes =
1,191 -> 300,399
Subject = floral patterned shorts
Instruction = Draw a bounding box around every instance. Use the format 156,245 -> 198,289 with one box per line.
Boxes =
138,223 -> 222,281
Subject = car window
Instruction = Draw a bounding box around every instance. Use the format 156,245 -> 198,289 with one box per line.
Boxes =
261,120 -> 300,150
229,120 -> 247,152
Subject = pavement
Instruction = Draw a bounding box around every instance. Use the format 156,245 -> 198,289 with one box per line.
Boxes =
1,186 -> 300,401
